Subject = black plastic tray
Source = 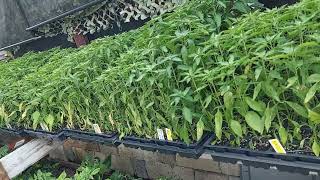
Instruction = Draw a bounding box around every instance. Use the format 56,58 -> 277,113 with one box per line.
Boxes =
204,134 -> 320,175
0,127 -> 22,137
63,129 -> 118,146
117,132 -> 211,158
0,127 -> 119,146
22,129 -> 65,141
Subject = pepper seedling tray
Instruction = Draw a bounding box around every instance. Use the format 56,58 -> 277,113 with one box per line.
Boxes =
22,128 -> 65,141
0,128 -> 119,146
116,132 -> 211,158
204,134 -> 320,175
0,127 -> 22,137
63,129 -> 118,146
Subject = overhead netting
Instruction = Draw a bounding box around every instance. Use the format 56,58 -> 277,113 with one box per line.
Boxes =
35,0 -> 186,41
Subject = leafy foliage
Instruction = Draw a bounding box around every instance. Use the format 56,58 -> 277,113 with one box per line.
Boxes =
15,156 -> 171,180
0,145 -> 9,158
1,0 -> 320,156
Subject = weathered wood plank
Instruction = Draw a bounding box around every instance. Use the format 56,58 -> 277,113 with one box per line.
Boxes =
0,139 -> 60,179
0,163 -> 9,180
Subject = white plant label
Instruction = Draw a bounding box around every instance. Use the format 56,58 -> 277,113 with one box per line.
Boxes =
14,139 -> 25,149
93,124 -> 102,134
157,129 -> 165,140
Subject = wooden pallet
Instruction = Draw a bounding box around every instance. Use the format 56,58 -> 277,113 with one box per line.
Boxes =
0,139 -> 60,179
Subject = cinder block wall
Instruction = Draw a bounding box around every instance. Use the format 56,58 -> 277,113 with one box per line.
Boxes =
49,139 -> 240,180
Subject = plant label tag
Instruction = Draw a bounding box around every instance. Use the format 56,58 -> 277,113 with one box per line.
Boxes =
165,128 -> 173,141
269,139 -> 286,154
93,124 -> 102,134
157,129 -> 165,140
14,139 -> 25,149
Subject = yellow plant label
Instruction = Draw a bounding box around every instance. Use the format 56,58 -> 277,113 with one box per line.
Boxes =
165,128 -> 173,141
269,139 -> 286,154
157,129 -> 165,140
93,124 -> 102,134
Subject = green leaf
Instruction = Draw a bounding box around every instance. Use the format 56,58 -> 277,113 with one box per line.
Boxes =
307,74 -> 320,83
286,76 -> 298,88
234,1 -> 249,13
308,109 -> 320,124
146,102 -> 154,109
57,172 -> 67,180
183,107 -> 192,124
279,126 -> 288,145
204,95 -> 212,108
285,101 -> 308,118
32,111 -> 40,130
236,99 -> 248,117
214,13 -> 222,28
245,111 -> 264,134
293,127 -> 302,140
253,82 -> 262,100
255,67 -> 262,81
223,92 -> 234,111
263,106 -> 275,132
245,97 -> 265,112
181,46 -> 188,61
312,140 -> 320,157
180,123 -> 190,144
262,81 -> 280,102
214,111 -> 223,140
197,120 -> 204,141
230,120 -> 243,137
217,1 -> 226,8
45,114 -> 55,131
269,70 -> 282,80
304,83 -> 318,104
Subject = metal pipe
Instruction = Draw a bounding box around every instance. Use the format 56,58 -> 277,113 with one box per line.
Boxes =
25,0 -> 108,31
0,36 -> 42,51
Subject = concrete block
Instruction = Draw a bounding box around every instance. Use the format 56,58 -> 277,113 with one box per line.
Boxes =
111,155 -> 134,175
229,176 -> 241,180
118,144 -> 144,160
146,161 -> 194,180
94,152 -> 107,161
146,161 -> 173,179
176,154 -> 221,173
220,162 -> 240,176
130,147 -> 145,160
49,145 -> 68,161
100,145 -> 118,156
200,153 -> 213,160
172,166 -> 194,180
195,170 -> 228,180
143,149 -> 157,162
118,144 -> 133,158
156,152 -> 176,167
73,147 -> 94,162
133,159 -> 148,178
63,145 -> 77,162
64,139 -> 100,152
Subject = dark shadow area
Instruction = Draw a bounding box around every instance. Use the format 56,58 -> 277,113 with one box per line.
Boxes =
241,166 -> 319,180
15,18 -> 149,57
86,18 -> 150,41
15,34 -> 75,57
258,0 -> 298,8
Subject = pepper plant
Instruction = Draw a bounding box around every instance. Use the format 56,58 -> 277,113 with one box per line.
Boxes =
1,0 -> 320,156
